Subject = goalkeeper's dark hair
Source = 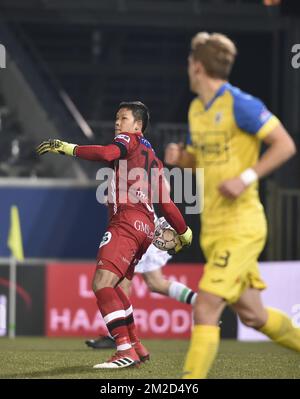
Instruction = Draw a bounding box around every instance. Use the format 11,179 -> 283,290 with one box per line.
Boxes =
117,101 -> 150,133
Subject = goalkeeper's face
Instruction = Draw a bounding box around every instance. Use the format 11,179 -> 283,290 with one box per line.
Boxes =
115,108 -> 142,136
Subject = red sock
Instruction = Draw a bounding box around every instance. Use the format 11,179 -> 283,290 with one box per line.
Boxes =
95,287 -> 131,351
115,286 -> 140,345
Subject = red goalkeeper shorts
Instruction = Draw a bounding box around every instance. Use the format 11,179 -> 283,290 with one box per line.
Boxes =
96,208 -> 154,280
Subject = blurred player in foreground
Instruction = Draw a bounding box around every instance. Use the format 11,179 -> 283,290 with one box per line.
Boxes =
86,215 -> 197,349
165,32 -> 299,379
37,101 -> 192,369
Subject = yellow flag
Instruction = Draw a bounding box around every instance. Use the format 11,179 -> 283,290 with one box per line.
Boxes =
7,205 -> 24,261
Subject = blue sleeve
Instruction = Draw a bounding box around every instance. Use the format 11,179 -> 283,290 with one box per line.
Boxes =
232,88 -> 273,135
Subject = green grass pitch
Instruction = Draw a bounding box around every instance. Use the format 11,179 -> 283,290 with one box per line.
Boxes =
0,338 -> 299,379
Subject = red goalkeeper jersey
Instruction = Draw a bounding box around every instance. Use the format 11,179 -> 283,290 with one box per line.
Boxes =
108,132 -> 159,219
75,132 -> 187,234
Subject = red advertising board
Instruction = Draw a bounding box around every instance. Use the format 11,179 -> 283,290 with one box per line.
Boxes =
46,263 -> 203,338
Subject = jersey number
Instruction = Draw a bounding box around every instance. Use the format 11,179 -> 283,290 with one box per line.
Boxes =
213,250 -> 231,268
141,150 -> 158,175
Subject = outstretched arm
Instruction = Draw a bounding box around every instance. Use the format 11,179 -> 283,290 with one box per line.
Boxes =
75,144 -> 121,162
36,139 -> 122,162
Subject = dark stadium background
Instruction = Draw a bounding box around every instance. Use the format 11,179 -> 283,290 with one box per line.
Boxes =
0,0 -> 299,345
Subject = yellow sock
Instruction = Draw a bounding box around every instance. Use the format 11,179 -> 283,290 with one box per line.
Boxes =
259,307 -> 300,352
183,325 -> 220,379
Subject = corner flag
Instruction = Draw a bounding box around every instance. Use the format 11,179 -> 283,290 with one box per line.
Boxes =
7,206 -> 24,261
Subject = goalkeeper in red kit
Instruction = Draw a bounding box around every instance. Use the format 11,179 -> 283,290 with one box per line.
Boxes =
36,101 -> 192,369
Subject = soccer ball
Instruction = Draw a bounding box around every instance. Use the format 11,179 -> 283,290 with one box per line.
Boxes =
153,218 -> 180,251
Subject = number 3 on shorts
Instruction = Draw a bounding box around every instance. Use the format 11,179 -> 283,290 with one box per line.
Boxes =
213,250 -> 231,268
99,231 -> 112,248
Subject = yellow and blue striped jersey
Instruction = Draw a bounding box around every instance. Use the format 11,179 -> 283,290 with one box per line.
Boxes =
187,82 -> 280,234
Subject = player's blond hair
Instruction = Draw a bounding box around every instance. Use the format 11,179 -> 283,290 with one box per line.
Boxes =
190,32 -> 237,79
